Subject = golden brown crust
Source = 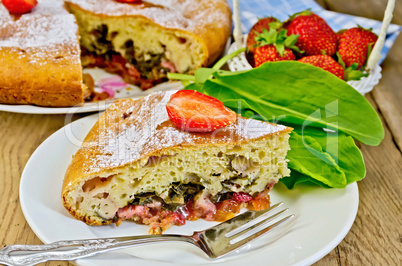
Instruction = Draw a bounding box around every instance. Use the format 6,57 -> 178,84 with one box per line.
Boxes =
62,91 -> 292,197
0,1 -> 85,107
65,0 -> 232,66
0,46 -> 84,107
0,0 -> 231,107
62,91 -> 292,226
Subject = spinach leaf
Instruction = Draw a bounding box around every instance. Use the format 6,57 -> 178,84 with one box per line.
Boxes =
225,109 -> 365,189
193,61 -> 384,146
292,126 -> 366,185
287,130 -> 347,188
176,60 -> 378,189
280,170 -> 331,189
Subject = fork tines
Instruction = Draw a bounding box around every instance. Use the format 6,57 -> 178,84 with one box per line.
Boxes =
198,202 -> 295,258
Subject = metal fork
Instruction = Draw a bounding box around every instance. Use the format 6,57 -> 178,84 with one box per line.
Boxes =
0,202 -> 294,266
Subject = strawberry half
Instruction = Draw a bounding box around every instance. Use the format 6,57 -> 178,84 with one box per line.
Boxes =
166,90 -> 237,133
2,0 -> 38,14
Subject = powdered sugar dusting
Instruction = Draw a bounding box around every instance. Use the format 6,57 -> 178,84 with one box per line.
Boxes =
66,0 -> 230,31
0,0 -> 79,62
80,91 -> 289,174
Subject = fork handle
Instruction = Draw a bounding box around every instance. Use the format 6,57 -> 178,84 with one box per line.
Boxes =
0,235 -> 193,266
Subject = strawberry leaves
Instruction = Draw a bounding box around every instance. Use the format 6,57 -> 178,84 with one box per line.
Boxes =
255,28 -> 301,57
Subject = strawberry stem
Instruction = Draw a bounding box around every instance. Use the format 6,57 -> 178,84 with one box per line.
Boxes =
212,47 -> 246,70
168,48 -> 247,81
167,73 -> 196,81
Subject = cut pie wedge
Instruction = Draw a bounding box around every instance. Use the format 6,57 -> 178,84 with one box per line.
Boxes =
62,91 -> 292,234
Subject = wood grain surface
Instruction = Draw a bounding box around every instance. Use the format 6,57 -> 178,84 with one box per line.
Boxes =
0,1 -> 401,265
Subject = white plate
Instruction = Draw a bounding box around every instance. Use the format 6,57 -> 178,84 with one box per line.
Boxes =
0,68 -> 183,114
20,113 -> 359,266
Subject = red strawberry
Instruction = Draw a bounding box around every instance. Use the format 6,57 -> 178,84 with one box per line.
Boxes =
337,27 -> 378,69
252,28 -> 300,67
254,45 -> 296,67
298,55 -> 344,79
2,0 -> 37,14
285,11 -> 337,56
166,90 -> 237,133
246,17 -> 281,54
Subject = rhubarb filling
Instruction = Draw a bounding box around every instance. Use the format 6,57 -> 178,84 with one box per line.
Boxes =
115,187 -> 272,234
78,22 -> 179,90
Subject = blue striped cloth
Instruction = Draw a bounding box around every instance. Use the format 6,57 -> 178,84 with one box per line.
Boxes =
228,0 -> 401,64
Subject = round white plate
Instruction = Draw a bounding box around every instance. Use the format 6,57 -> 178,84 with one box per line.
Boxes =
0,68 -> 183,114
20,113 -> 359,266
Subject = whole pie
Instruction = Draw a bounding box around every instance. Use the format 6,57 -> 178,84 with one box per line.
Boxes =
0,0 -> 232,107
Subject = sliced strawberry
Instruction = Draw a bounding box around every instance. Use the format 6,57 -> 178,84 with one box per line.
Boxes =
2,0 -> 38,14
166,90 -> 237,133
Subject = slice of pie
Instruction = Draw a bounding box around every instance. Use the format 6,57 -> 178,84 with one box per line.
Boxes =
62,91 -> 292,234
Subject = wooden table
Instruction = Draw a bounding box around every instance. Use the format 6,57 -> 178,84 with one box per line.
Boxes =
0,0 -> 401,265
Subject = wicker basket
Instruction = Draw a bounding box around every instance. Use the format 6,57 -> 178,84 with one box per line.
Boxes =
226,35 -> 383,96
228,0 -> 394,95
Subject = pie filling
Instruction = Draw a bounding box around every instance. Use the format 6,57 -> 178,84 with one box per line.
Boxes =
81,24 -> 177,93
71,136 -> 291,234
115,186 -> 272,235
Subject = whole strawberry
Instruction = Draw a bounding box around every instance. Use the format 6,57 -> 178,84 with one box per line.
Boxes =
246,17 -> 281,54
285,11 -> 337,56
253,28 -> 300,67
338,27 -> 378,69
298,55 -> 344,79
254,45 -> 296,67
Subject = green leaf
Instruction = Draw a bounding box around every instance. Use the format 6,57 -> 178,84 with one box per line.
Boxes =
194,68 -> 217,84
345,70 -> 369,81
204,61 -> 384,146
336,52 -> 346,68
187,81 -> 367,189
212,47 -> 246,70
280,125 -> 365,189
277,29 -> 288,42
287,131 -> 347,188
344,63 -> 369,81
293,126 -> 366,184
268,21 -> 282,30
280,170 -> 331,189
284,34 -> 299,47
275,44 -> 285,56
